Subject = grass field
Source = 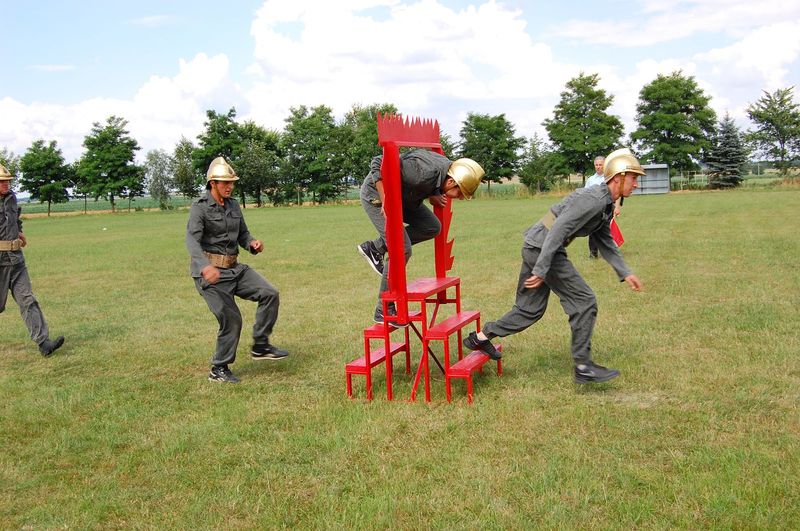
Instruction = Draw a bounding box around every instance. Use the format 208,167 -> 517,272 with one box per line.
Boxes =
2,188 -> 799,528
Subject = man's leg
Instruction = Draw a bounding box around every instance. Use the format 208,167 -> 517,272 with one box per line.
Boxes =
0,262 -> 10,313
9,262 -> 50,345
482,247 -> 551,339
195,277 -> 242,368
234,266 -> 283,353
546,252 -> 618,383
545,251 -> 597,365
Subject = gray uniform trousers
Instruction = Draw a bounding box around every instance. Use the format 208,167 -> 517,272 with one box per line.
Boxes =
0,257 -> 50,345
482,245 -> 597,365
361,197 -> 441,307
194,263 -> 279,367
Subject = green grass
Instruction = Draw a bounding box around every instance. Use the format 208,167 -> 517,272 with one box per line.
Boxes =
2,189 -> 798,528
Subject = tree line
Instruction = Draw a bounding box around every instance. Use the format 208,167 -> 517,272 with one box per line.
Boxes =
2,71 -> 799,215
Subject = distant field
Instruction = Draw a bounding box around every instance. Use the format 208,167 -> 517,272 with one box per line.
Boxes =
2,189 -> 798,528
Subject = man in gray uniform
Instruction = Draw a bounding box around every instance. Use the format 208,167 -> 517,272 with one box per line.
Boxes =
357,149 -> 484,323
186,157 -> 288,384
0,164 -> 64,356
464,148 -> 644,384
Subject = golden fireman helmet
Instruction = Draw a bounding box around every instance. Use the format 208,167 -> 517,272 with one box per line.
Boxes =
0,164 -> 13,181
206,156 -> 238,182
603,148 -> 645,182
447,158 -> 485,199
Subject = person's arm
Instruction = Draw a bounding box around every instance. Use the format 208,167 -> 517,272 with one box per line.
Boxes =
186,203 -> 216,281
17,202 -> 26,246
531,199 -> 600,279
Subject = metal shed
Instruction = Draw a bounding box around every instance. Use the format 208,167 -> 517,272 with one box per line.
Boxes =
633,164 -> 670,194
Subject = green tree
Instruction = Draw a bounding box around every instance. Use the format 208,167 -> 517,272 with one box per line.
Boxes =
631,71 -> 717,172
458,113 -> 524,192
235,121 -> 282,207
18,139 -> 70,216
281,105 -> 340,204
78,115 -> 143,212
339,103 -> 398,193
543,72 -> 624,182
706,114 -> 749,189
518,134 -> 570,193
0,147 -> 21,191
746,87 -> 800,176
145,149 -> 174,209
173,136 -> 201,199
193,108 -> 242,187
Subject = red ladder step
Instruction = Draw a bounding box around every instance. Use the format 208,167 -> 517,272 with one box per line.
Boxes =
346,342 -> 406,372
446,345 -> 503,404
425,311 -> 479,340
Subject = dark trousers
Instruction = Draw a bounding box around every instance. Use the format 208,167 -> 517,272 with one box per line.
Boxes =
0,258 -> 50,345
361,199 -> 441,307
482,246 -> 597,365
588,233 -> 599,256
195,264 -> 279,367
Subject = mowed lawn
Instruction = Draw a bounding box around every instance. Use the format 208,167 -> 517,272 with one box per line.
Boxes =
2,188 -> 798,529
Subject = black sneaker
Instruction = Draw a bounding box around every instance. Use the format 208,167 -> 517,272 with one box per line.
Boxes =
208,365 -> 240,383
374,304 -> 408,328
357,241 -> 384,275
251,343 -> 289,361
574,362 -> 620,384
39,336 -> 64,357
463,332 -> 501,360
589,252 -> 599,259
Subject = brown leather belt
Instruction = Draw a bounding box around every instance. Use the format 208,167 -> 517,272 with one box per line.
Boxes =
203,251 -> 238,269
0,239 -> 23,251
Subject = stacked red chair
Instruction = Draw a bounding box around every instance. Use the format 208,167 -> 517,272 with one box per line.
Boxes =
345,114 -> 501,403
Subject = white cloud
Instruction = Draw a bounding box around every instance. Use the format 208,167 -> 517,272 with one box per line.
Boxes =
0,53 -> 236,161
243,0 -> 573,137
558,0 -> 800,47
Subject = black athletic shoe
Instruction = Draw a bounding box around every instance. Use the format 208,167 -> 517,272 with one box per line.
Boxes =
463,332 -> 501,360
251,343 -> 289,361
373,304 -> 408,328
574,362 -> 620,384
589,252 -> 599,259
208,365 -> 240,383
39,336 -> 64,357
357,241 -> 384,275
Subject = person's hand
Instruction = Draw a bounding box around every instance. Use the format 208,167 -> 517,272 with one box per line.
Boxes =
250,239 -> 264,254
624,274 -> 642,292
524,274 -> 544,289
18,232 -> 27,247
429,194 -> 448,208
614,206 -> 621,217
202,265 -> 221,285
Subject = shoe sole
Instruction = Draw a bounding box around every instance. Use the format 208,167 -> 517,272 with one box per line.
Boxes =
357,245 -> 383,276
251,354 -> 288,361
462,339 -> 502,360
574,371 -> 620,384
374,318 -> 408,328
208,376 -> 239,383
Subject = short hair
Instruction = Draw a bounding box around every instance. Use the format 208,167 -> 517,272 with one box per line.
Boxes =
594,156 -> 606,163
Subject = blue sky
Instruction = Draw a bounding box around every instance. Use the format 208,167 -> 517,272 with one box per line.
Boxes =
2,0 -> 799,161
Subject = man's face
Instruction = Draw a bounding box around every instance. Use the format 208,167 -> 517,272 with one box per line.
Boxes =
211,179 -> 235,199
0,180 -> 11,196
594,159 -> 605,174
443,177 -> 464,200
621,173 -> 639,197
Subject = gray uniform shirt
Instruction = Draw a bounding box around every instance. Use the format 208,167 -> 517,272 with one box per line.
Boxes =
0,192 -> 24,265
360,149 -> 451,209
524,185 -> 632,281
185,191 -> 256,278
